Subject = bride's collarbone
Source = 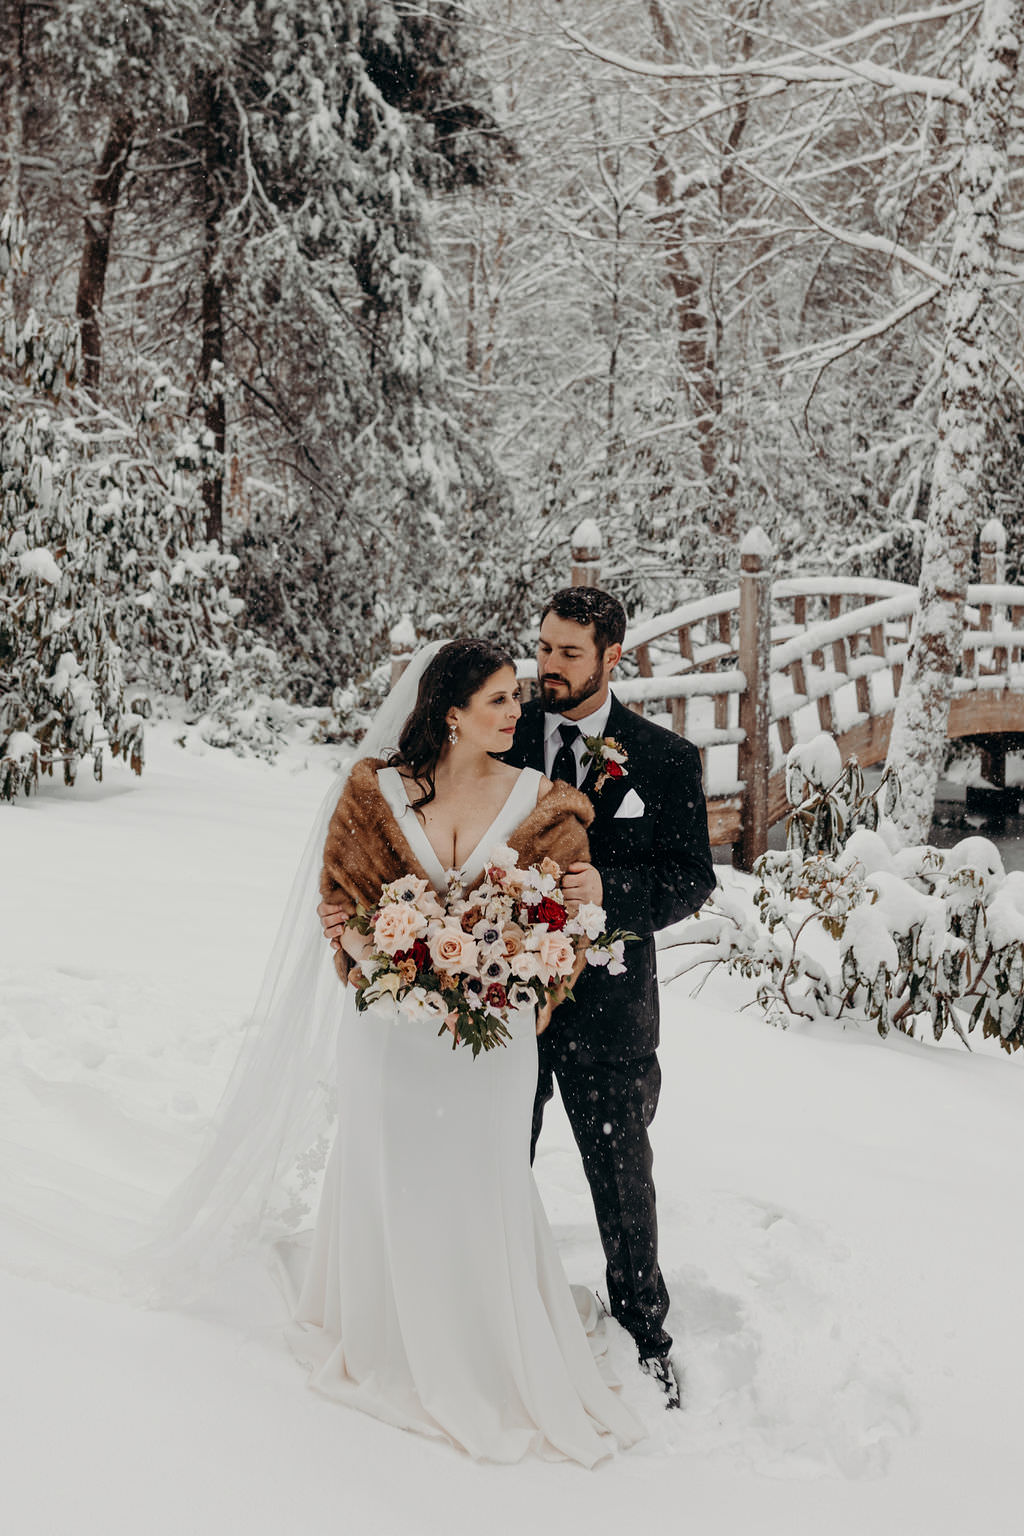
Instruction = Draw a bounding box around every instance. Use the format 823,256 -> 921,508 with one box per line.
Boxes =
401,764 -> 521,868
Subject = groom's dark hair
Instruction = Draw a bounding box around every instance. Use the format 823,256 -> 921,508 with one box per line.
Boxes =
541,587 -> 626,654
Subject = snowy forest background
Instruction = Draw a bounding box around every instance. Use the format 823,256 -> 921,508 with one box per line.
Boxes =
3,0 -> 1024,794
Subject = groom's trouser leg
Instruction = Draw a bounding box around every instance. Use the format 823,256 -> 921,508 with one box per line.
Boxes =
530,1033 -> 556,1164
554,1052 -> 671,1360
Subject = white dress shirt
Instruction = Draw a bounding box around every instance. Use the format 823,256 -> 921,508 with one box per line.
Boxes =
542,692 -> 614,783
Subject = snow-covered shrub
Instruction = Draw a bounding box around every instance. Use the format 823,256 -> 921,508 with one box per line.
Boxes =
0,210 -> 81,402
102,416 -> 245,706
0,383 -> 265,797
670,734 -> 1024,1051
180,640 -> 300,761
0,406 -> 143,798
784,735 -> 899,856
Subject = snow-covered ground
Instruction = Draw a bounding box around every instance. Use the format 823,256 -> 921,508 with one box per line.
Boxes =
3,725 -> 1023,1535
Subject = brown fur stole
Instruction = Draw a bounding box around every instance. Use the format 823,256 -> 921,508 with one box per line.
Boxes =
321,758 -> 594,983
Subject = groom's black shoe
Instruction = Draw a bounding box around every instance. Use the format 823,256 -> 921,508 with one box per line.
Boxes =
641,1353 -> 681,1410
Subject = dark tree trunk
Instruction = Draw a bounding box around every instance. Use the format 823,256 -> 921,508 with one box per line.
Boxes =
646,0 -> 760,543
75,112 -> 134,391
196,79 -> 227,544
200,223 -> 226,544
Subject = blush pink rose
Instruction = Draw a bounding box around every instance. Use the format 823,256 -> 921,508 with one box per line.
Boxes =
373,902 -> 428,956
428,925 -> 479,975
509,950 -> 539,981
501,924 -> 526,958
536,930 -> 576,980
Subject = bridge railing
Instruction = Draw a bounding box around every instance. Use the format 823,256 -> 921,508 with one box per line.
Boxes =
604,517 -> 1024,866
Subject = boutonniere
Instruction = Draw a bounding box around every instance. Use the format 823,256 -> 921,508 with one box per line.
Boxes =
581,735 -> 628,793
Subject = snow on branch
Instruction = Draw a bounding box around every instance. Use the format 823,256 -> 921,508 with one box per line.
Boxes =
729,13 -> 976,107
563,7 -> 975,108
778,285 -> 945,372
728,158 -> 951,287
733,0 -> 982,61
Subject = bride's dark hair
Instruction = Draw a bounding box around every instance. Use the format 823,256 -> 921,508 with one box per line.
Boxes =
392,637 -> 515,810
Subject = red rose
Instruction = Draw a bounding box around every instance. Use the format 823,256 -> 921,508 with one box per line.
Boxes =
484,983 -> 508,1010
535,896 -> 568,931
605,760 -> 624,778
394,938 -> 431,972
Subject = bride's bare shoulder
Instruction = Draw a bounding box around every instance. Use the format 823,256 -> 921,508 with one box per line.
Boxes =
536,773 -> 555,799
480,759 -> 524,790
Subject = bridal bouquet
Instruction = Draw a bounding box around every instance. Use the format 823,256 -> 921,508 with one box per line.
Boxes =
348,844 -> 633,1056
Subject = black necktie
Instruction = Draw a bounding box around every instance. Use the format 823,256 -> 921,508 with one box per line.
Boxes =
551,723 -> 580,787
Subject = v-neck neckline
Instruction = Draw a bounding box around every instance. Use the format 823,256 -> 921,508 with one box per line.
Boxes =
384,767 -> 531,889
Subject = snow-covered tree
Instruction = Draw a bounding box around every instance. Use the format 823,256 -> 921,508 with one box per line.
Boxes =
3,1 -> 517,712
886,0 -> 1024,841
219,0 -> 516,690
433,2 -> 999,616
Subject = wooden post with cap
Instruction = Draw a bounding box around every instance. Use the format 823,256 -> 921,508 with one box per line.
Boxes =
736,526 -> 773,871
570,519 -> 602,587
978,516 -> 1007,791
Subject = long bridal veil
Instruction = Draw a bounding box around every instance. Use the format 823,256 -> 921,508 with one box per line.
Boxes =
1,640 -> 444,1302
150,637 -> 447,1296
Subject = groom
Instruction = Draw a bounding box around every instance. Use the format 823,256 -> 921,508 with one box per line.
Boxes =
504,587 -> 715,1407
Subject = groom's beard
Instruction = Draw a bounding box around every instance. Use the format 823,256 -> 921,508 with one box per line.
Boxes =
539,664 -> 604,714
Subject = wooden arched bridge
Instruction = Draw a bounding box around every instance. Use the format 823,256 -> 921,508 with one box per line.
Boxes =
566,519 -> 1024,868
387,518 -> 1024,868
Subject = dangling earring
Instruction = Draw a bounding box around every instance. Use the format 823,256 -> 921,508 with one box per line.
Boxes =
448,722 -> 459,746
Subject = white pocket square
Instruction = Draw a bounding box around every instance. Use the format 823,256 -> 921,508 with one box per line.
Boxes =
613,788 -> 645,819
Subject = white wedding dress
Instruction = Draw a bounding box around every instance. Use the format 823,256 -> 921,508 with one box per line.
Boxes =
287,766 -> 644,1465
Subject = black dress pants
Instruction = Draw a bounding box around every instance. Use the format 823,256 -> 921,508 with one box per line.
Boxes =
531,1032 -> 672,1360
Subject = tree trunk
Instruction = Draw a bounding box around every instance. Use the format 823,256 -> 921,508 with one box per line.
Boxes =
885,0 -> 1024,844
197,79 -> 226,545
1,0 -> 31,319
646,0 -> 759,539
647,1 -> 719,485
649,145 -> 720,480
75,112 -> 134,391
200,226 -> 226,544
1,1 -> 25,210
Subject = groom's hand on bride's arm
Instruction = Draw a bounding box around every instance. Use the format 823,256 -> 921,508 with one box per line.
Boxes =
562,862 -> 602,908
317,898 -> 353,952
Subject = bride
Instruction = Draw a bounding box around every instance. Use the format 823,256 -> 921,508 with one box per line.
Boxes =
286,636 -> 645,1465
6,635 -> 644,1462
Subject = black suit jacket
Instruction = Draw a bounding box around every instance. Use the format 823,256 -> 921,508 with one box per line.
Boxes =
505,695 -> 716,1064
